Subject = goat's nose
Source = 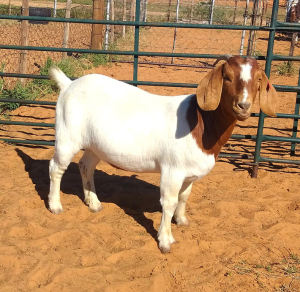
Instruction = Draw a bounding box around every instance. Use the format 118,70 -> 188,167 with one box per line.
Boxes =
237,102 -> 251,111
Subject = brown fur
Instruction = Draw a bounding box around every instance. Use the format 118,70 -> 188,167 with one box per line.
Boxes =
187,96 -> 236,159
190,56 -> 277,158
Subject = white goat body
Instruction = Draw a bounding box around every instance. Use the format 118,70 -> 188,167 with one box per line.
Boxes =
53,71 -> 214,178
48,56 -> 277,253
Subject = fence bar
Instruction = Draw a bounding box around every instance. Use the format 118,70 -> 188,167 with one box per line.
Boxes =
0,121 -> 55,127
0,45 -> 267,59
252,0 -> 279,178
291,70 -> 300,155
133,0 -> 141,85
262,136 -> 300,143
1,138 -> 55,146
273,55 -> 300,62
0,98 -> 56,105
260,157 -> 300,165
0,14 -> 274,30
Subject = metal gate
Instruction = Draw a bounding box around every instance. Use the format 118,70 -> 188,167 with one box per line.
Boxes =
0,0 -> 300,176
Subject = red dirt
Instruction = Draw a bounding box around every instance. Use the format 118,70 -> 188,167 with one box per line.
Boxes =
1,20 -> 300,292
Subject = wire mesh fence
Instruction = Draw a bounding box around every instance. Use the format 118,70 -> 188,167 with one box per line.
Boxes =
0,0 -> 295,80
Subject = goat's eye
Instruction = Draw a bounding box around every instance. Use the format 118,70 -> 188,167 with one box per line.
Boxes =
223,75 -> 231,82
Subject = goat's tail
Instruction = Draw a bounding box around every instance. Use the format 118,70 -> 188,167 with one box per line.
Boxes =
49,65 -> 72,91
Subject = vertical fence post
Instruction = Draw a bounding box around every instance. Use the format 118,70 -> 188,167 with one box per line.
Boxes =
62,0 -> 72,59
9,0 -> 12,15
133,0 -> 140,85
130,0 -> 135,33
252,0 -> 279,178
247,0 -> 259,55
209,0 -> 215,24
167,0 -> 172,22
91,0 -> 104,50
171,0 -> 180,64
233,0 -> 238,24
291,69 -> 300,155
240,0 -> 250,55
110,0 -> 115,44
54,0 -> 57,17
122,0 -> 126,37
19,0 -> 29,86
105,0 -> 111,50
190,0 -> 194,23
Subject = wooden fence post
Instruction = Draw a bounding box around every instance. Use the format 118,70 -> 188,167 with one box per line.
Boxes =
62,0 -> 72,59
104,0 -> 111,50
239,0 -> 250,55
167,0 -> 172,22
247,0 -> 259,55
110,0 -> 115,44
122,0 -> 126,37
9,0 -> 12,15
91,0 -> 104,50
130,0 -> 135,33
19,0 -> 29,86
171,0 -> 180,64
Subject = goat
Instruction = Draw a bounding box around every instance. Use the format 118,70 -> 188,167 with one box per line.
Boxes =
48,55 -> 277,253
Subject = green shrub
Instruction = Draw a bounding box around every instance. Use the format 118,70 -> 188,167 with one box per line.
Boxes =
0,82 -> 38,111
277,62 -> 296,76
81,53 -> 109,67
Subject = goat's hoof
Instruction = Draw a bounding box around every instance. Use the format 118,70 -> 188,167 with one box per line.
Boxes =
158,235 -> 176,253
86,200 -> 103,213
89,203 -> 103,213
159,243 -> 171,254
176,217 -> 190,226
49,203 -> 63,215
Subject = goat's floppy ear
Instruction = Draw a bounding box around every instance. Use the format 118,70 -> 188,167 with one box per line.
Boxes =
196,63 -> 224,111
259,71 -> 277,117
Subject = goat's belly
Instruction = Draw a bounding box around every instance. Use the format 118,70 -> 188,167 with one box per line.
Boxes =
106,158 -> 159,173
183,153 -> 216,182
89,146 -> 160,173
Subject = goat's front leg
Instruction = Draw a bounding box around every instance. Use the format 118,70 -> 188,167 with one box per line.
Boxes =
174,181 -> 193,226
158,172 -> 184,253
79,149 -> 102,213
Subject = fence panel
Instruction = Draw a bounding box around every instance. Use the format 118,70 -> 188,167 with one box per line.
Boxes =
0,0 -> 300,175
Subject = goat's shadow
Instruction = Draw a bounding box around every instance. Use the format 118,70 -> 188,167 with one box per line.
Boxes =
16,149 -> 161,241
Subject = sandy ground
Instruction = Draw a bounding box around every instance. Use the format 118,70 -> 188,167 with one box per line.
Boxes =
1,9 -> 300,291
1,63 -> 300,291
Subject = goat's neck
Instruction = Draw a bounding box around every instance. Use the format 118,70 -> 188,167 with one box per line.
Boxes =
188,96 -> 237,159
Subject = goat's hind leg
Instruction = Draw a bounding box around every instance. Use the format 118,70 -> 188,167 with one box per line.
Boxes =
79,149 -> 102,213
49,148 -> 77,214
174,181 -> 193,226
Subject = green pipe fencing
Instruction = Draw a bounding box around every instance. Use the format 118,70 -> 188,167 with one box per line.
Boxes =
291,85 -> 300,156
1,0 -> 300,176
0,138 -> 55,146
0,14 -> 275,30
251,0 -> 278,178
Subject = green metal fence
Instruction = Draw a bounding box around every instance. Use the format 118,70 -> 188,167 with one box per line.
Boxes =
0,0 -> 300,176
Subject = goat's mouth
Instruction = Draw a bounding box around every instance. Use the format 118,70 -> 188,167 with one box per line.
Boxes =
232,109 -> 250,121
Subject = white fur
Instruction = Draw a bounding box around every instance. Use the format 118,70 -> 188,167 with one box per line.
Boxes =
240,63 -> 252,83
242,88 -> 249,103
48,67 -> 217,253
